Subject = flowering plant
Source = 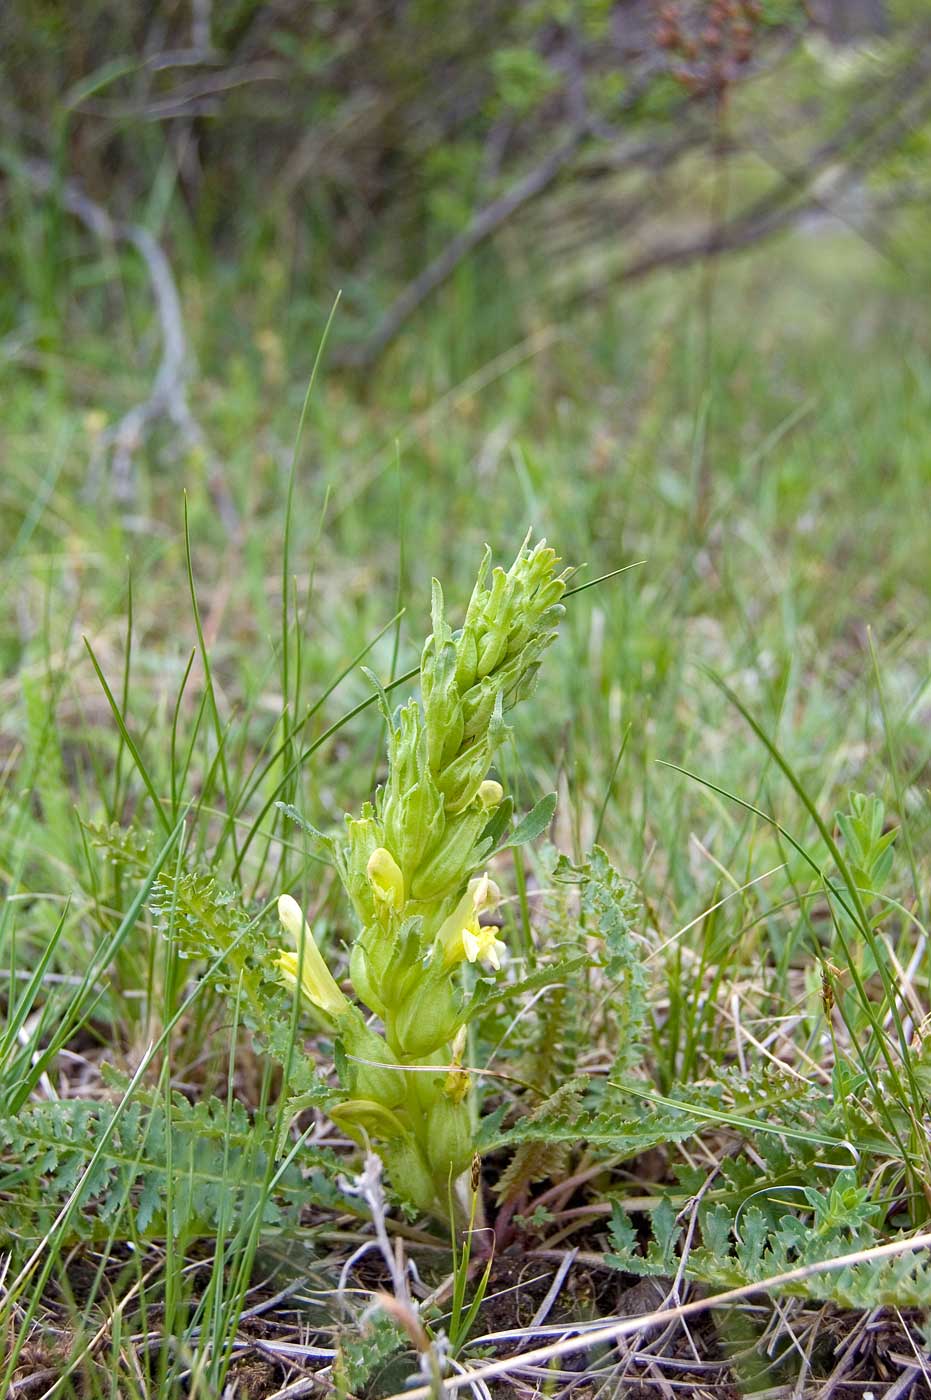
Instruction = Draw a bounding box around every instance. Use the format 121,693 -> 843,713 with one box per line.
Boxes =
278,536 -> 570,1214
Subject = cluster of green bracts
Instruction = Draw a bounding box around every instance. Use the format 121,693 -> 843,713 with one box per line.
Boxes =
277,536 -> 569,1214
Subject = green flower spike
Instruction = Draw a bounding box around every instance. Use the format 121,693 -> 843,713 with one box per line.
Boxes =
277,536 -> 570,1215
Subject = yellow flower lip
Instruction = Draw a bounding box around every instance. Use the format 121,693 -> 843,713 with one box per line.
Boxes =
461,923 -> 506,970
276,894 -> 348,1017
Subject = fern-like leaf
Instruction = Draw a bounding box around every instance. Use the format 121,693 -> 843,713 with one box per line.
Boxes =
0,1094 -> 349,1251
492,1079 -> 586,1201
555,846 -> 646,1081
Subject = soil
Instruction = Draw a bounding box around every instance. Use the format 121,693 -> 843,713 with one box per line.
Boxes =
9,1243 -> 930,1398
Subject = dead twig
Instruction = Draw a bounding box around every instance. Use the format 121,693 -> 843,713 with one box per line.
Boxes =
331,125 -> 589,370
569,37 -> 931,308
13,157 -> 236,526
338,29 -> 931,371
331,63 -> 672,370
387,1227 -> 931,1400
73,60 -> 282,121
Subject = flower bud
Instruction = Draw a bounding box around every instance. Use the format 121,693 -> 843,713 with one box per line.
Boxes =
338,810 -> 381,925
454,626 -> 479,692
410,1048 -> 449,1112
383,701 -> 424,804
478,779 -> 503,810
513,659 -> 541,704
381,1136 -> 437,1214
339,1007 -> 406,1108
444,1025 -> 470,1104
392,970 -> 462,1057
460,678 -> 498,742
437,697 -> 466,771
476,626 -> 507,680
438,747 -> 492,815
483,566 -> 509,629
367,846 -> 405,914
423,641 -> 464,772
384,775 -> 445,878
426,1096 -> 473,1179
409,806 -> 488,901
440,695 -> 504,814
348,942 -> 386,1018
329,1100 -> 407,1152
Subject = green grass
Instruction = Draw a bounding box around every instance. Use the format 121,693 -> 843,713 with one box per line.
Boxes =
3,209 -> 931,1395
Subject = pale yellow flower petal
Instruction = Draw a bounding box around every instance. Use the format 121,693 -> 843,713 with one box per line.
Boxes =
278,894 -> 305,944
469,873 -> 500,913
484,938 -> 503,971
462,927 -> 481,963
276,895 -> 348,1016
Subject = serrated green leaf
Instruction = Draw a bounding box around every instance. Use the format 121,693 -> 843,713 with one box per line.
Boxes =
494,791 -> 557,852
275,801 -> 335,853
465,955 -> 588,1019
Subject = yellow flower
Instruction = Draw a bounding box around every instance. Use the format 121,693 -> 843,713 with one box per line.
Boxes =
277,894 -> 348,1017
366,846 -> 406,913
460,922 -> 506,970
470,872 -> 500,914
438,874 -> 506,972
478,779 -> 504,810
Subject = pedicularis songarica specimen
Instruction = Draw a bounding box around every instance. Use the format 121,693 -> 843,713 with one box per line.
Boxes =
276,536 -> 571,1214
